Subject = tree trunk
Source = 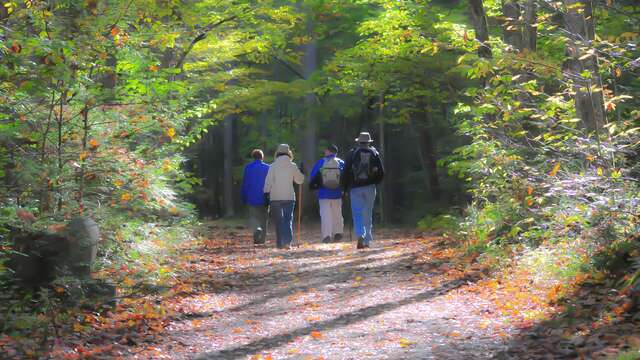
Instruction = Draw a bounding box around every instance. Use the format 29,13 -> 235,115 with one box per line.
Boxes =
56,83 -> 66,213
77,107 -> 90,212
298,1 -> 318,216
563,0 -> 605,132
523,0 -> 538,51
502,1 -> 523,50
223,114 -> 235,217
377,94 -> 386,223
469,0 -> 492,58
100,54 -> 117,100
419,112 -> 440,199
0,4 -> 8,20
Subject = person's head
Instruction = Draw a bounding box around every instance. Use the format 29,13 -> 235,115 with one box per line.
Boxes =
324,144 -> 338,157
355,132 -> 374,146
251,149 -> 264,161
275,144 -> 293,159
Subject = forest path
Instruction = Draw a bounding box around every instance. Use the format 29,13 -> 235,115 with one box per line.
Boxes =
130,226 -> 509,359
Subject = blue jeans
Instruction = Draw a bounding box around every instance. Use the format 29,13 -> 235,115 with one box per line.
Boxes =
270,200 -> 295,248
350,185 -> 377,245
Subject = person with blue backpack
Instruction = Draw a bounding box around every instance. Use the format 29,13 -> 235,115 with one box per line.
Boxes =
241,149 -> 270,244
310,144 -> 345,243
342,132 -> 385,249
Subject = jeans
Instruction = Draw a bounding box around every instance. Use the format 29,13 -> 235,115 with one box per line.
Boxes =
270,200 -> 295,248
319,199 -> 344,239
248,205 -> 267,243
350,185 -> 377,245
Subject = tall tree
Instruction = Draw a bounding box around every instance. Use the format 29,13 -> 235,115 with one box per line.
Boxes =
502,0 -> 523,50
223,113 -> 235,217
298,1 -> 318,214
563,0 -> 606,131
469,0 -> 492,58
523,0 -> 537,51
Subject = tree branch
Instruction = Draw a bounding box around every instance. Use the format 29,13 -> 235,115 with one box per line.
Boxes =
175,14 -> 243,71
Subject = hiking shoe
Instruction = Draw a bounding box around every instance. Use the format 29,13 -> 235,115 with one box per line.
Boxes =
356,236 -> 365,249
333,233 -> 343,241
253,228 -> 264,244
322,236 -> 332,244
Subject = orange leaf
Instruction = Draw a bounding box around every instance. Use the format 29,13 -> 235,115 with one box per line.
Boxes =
615,67 -> 622,78
149,65 -> 159,72
110,26 -> 120,37
549,162 -> 561,177
605,101 -> 616,112
10,42 -> 22,54
310,330 -> 323,339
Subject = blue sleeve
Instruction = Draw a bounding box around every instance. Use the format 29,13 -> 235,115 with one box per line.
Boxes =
241,166 -> 249,204
310,159 -> 323,180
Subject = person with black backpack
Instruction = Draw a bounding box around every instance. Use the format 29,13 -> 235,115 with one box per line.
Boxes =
310,144 -> 345,243
342,132 -> 385,249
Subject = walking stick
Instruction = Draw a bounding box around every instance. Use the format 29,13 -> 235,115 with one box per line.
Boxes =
264,203 -> 270,246
296,183 -> 302,247
347,193 -> 352,243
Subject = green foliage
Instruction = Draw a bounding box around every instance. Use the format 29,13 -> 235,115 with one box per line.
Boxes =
612,349 -> 640,360
445,0 -> 640,286
417,214 -> 459,233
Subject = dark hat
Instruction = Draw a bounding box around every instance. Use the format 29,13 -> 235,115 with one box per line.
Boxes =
326,144 -> 339,153
355,132 -> 374,143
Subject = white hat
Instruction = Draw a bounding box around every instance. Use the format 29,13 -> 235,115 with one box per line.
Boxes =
275,144 -> 292,157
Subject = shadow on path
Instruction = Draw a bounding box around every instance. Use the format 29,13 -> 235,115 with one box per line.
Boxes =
194,273 -> 483,360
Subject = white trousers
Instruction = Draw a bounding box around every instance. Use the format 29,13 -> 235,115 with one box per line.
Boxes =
319,199 -> 344,239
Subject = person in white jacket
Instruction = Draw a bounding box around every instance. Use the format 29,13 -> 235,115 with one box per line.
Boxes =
263,144 -> 305,249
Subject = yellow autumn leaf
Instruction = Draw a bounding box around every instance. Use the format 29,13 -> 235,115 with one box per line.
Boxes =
399,338 -> 415,347
549,162 -> 561,177
597,167 -> 604,176
114,179 -> 124,187
166,127 -> 176,139
121,192 -> 132,202
79,151 -> 89,161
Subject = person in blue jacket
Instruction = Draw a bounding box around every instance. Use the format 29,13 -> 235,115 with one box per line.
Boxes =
310,144 -> 345,243
241,149 -> 270,244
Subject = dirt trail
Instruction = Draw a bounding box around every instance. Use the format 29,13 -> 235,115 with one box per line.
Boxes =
126,227 -> 511,360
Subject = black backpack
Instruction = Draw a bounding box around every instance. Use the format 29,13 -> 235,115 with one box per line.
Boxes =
351,148 -> 379,184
